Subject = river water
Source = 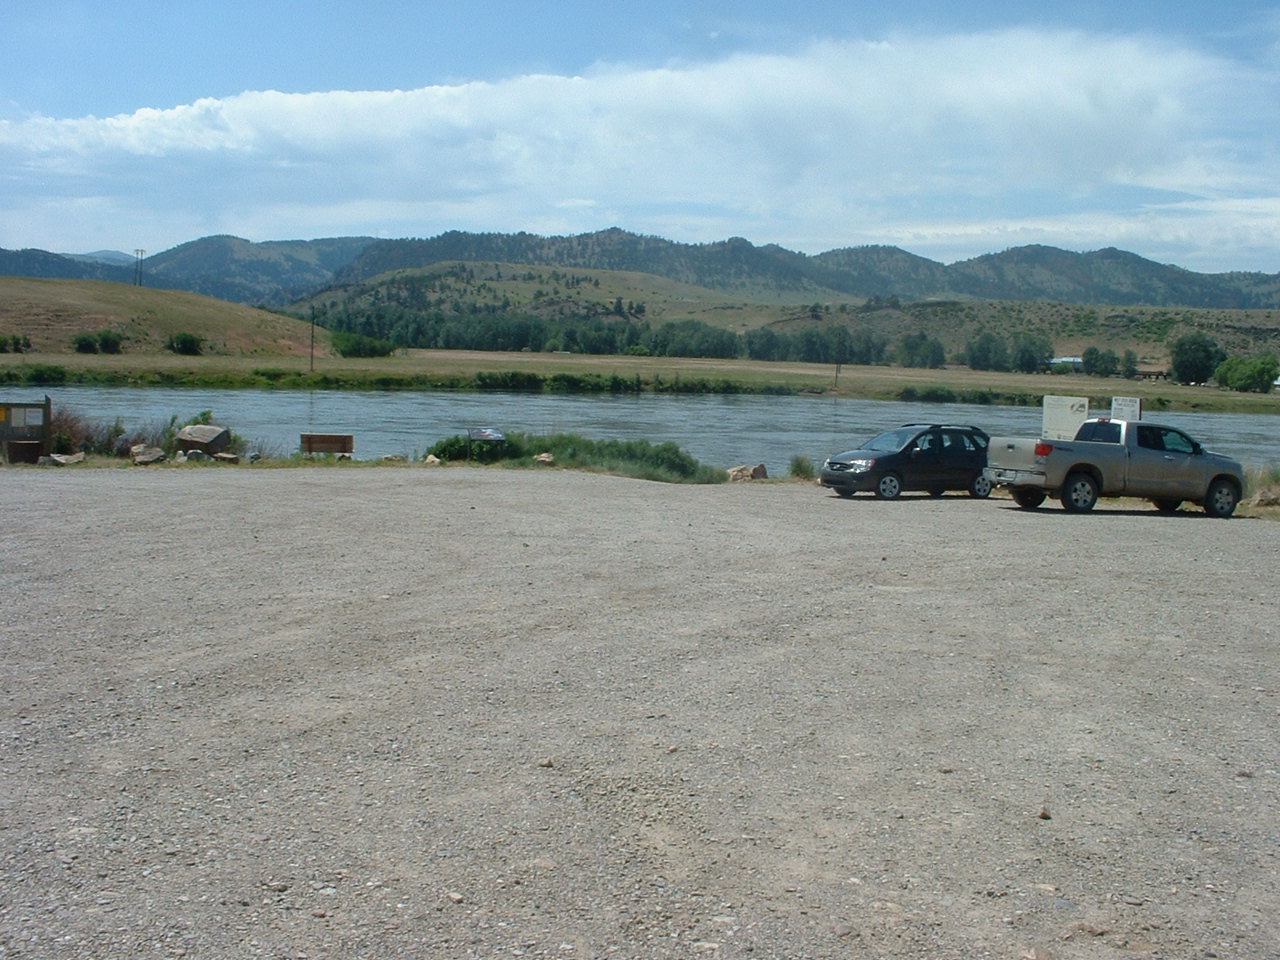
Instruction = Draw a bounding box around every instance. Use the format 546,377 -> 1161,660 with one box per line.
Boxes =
11,385 -> 1280,474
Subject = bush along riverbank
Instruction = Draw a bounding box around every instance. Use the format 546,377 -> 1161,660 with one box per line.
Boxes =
426,431 -> 729,484
0,363 -> 797,396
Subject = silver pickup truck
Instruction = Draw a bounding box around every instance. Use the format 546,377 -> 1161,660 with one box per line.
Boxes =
984,418 -> 1245,516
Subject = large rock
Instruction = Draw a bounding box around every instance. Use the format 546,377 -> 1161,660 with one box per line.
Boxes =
44,452 -> 86,466
176,424 -> 230,455
131,444 -> 166,465
727,463 -> 768,482
1250,486 -> 1280,507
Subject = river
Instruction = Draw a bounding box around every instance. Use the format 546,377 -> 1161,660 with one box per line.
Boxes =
9,385 -> 1280,474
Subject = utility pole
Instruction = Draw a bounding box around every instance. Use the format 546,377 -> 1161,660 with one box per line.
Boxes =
133,249 -> 146,286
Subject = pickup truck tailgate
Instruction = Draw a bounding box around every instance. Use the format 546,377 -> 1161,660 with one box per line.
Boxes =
986,436 -> 1043,472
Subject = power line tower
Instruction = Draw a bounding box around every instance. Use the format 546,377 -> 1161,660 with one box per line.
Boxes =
134,249 -> 146,286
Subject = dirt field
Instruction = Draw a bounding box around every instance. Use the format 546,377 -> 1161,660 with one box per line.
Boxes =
2,465 -> 1277,959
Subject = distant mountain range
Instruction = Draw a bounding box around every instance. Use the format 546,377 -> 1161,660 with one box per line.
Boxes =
3,229 -> 1279,310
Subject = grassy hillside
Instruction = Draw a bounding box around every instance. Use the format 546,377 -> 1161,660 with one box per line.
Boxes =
297,261 -> 1280,366
3,274 -> 1280,416
0,277 -> 330,357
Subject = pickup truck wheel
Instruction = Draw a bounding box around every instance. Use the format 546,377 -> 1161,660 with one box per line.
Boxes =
1013,489 -> 1046,509
1152,499 -> 1182,514
874,472 -> 903,500
968,474 -> 993,498
1203,479 -> 1239,518
1061,473 -> 1099,513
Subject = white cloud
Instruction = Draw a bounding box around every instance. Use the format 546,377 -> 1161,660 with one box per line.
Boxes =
2,27 -> 1278,271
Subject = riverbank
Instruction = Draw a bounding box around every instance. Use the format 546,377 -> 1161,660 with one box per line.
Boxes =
3,467 -> 1277,959
4,348 -> 1279,415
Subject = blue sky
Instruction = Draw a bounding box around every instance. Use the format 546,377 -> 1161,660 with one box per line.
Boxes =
3,1 -> 1280,272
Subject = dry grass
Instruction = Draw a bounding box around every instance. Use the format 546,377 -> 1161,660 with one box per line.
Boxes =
0,277 -> 326,356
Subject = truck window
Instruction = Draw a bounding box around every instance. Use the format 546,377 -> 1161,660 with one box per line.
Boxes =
1076,421 -> 1121,443
1137,425 -> 1164,451
1162,429 -> 1195,455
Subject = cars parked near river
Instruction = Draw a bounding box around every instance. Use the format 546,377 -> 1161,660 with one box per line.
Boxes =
820,423 -> 992,499
984,417 -> 1245,516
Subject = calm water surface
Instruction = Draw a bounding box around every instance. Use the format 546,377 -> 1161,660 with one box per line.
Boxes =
12,385 -> 1280,475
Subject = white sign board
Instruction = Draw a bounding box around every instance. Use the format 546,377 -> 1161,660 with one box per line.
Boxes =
1041,395 -> 1089,441
1110,396 -> 1142,421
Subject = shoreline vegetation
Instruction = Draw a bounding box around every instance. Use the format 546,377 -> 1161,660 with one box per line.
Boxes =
3,348 -> 1279,415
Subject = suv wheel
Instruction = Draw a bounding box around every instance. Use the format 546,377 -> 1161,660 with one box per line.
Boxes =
875,472 -> 903,500
969,474 -> 992,498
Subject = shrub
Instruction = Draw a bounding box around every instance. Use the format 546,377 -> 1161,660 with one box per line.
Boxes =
50,406 -> 126,455
474,370 -> 545,391
24,364 -> 67,385
900,386 -> 956,403
97,330 -> 123,354
166,332 -> 204,356
331,331 -> 396,358
426,431 -> 725,483
789,455 -> 815,480
72,332 -> 99,354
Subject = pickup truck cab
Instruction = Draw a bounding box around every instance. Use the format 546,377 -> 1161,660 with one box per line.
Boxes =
984,418 -> 1244,517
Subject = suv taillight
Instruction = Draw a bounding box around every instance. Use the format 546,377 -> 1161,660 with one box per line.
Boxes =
1034,442 -> 1054,458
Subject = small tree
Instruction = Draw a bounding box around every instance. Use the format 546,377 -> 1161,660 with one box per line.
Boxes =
1082,346 -> 1118,377
963,331 -> 1010,371
1215,353 -> 1278,393
896,332 -> 946,369
1010,332 -> 1053,374
1169,333 -> 1225,384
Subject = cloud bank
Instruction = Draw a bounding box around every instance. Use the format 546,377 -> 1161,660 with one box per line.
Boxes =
3,27 -> 1278,271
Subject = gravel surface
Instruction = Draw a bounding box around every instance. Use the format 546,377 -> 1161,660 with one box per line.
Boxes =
2,465 -> 1277,959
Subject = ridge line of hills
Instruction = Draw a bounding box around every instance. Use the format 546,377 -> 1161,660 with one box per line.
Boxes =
2,229 -> 1279,312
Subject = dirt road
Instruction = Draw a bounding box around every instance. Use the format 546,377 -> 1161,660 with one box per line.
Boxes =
2,466 -> 1277,959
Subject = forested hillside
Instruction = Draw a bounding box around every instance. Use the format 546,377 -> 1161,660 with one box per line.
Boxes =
292,261 -> 1280,368
5,228 -> 1280,309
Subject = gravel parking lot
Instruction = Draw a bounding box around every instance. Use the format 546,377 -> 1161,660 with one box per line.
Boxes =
2,465 -> 1277,959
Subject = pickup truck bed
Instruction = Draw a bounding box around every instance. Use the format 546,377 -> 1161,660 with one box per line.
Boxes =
984,418 -> 1244,517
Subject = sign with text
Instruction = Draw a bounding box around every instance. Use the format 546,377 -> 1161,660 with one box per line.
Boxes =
1042,395 -> 1089,441
1110,396 -> 1142,421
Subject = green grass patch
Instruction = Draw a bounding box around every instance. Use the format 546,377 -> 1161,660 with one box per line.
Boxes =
426,431 -> 726,483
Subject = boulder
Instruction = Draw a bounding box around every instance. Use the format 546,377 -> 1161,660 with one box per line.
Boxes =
727,463 -> 768,482
213,452 -> 240,464
534,452 -> 555,465
46,452 -> 86,466
1250,486 -> 1280,507
131,444 -> 166,465
176,424 -> 230,454
424,454 -> 442,465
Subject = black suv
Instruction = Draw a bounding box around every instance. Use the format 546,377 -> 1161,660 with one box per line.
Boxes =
820,424 -> 991,499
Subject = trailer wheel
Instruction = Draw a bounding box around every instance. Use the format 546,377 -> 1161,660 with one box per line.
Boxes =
1012,488 -> 1046,510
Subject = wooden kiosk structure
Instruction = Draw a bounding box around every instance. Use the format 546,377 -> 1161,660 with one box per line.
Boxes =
1,396 -> 52,464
